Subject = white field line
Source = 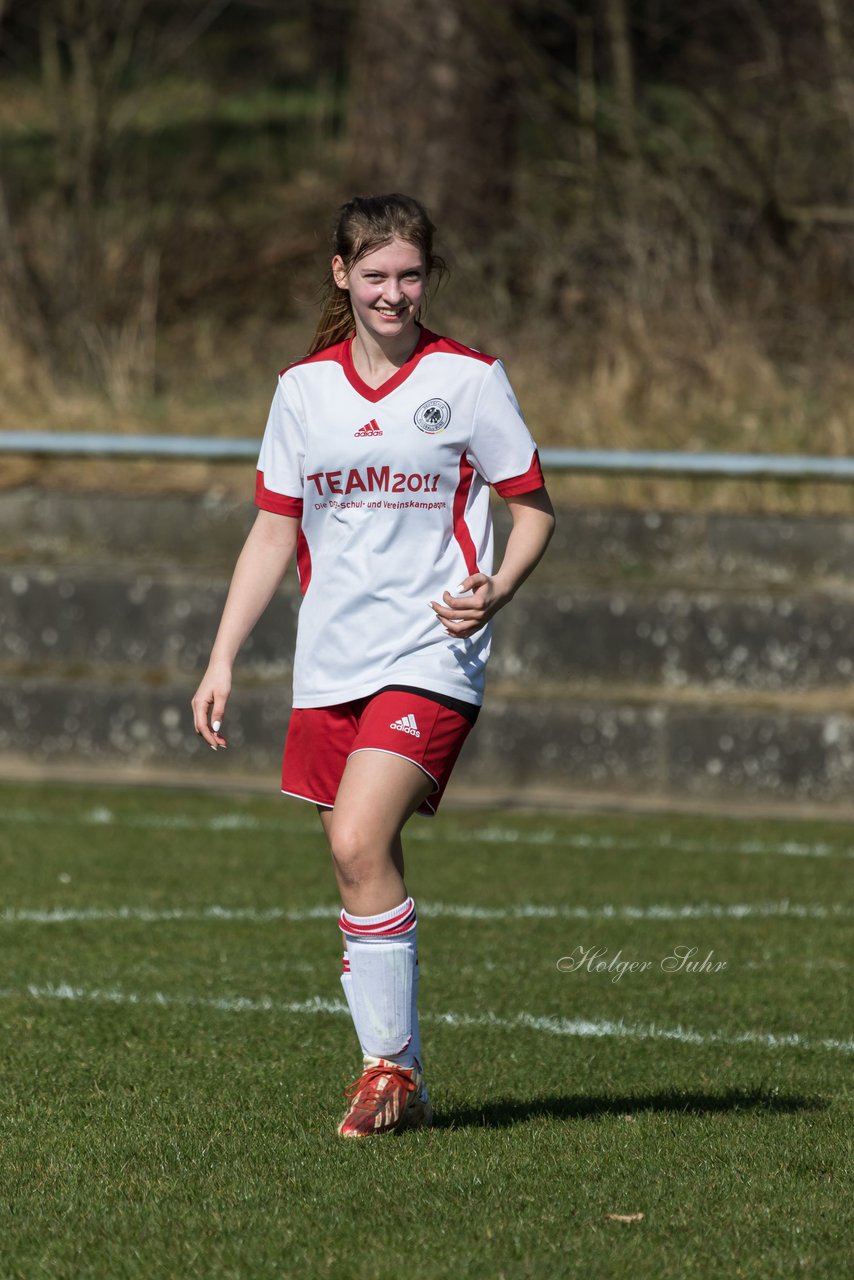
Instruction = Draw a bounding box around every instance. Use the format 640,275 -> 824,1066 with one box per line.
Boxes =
1,804 -> 853,859
1,900 -> 851,926
1,980 -> 851,1054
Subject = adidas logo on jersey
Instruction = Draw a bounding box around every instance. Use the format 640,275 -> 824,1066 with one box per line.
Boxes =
390,714 -> 420,738
354,419 -> 382,437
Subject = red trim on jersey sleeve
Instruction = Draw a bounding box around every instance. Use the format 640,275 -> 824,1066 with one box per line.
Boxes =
492,450 -> 546,497
420,330 -> 497,365
255,469 -> 304,517
296,529 -> 312,595
452,453 -> 480,577
279,337 -> 351,378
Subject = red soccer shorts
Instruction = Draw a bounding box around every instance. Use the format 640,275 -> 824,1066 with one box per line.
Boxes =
281,687 -> 478,816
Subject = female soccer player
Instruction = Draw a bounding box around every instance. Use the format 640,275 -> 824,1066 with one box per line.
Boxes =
191,193 -> 555,1137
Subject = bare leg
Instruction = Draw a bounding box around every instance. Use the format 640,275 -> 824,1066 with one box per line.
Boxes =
317,750 -> 432,915
323,752 -> 431,1115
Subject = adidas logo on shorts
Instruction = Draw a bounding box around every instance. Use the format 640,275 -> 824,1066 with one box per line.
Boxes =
354,418 -> 382,437
390,714 -> 421,739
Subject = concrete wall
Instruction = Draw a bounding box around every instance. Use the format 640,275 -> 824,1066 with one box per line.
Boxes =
2,488 -> 854,811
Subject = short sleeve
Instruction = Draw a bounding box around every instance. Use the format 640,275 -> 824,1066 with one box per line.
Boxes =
467,361 -> 545,496
255,375 -> 305,517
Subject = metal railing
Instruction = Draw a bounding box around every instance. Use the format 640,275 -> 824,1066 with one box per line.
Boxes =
1,431 -> 854,481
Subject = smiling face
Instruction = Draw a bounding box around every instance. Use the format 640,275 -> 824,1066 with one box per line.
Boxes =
332,236 -> 428,347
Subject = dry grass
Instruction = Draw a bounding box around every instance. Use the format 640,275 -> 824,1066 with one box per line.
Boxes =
2,226 -> 854,515
2,310 -> 854,514
2,22 -> 853,522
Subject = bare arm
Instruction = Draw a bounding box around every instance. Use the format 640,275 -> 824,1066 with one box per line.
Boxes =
191,508 -> 300,748
430,488 -> 556,638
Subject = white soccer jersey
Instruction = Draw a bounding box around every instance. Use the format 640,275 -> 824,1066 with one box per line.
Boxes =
255,326 -> 544,708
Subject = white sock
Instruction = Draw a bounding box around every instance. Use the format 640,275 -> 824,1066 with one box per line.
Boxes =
339,897 -> 419,1070
340,951 -> 425,1083
340,951 -> 356,1025
409,961 -> 423,1074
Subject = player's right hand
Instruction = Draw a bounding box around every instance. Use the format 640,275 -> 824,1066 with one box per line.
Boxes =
191,662 -> 232,750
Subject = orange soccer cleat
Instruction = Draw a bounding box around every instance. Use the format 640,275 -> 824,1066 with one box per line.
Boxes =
337,1056 -> 433,1138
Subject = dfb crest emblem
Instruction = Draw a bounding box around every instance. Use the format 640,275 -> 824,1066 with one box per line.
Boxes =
414,398 -> 451,434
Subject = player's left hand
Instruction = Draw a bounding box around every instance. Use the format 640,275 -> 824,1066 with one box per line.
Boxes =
429,573 -> 509,639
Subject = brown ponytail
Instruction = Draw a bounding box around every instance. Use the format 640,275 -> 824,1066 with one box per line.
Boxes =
307,194 -> 446,356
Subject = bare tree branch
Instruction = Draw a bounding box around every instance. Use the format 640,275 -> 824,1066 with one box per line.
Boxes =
817,0 -> 854,181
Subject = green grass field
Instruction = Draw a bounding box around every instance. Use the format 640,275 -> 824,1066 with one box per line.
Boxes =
0,781 -> 850,1279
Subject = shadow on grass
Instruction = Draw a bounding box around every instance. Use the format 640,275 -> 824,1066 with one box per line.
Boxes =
432,1086 -> 830,1130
